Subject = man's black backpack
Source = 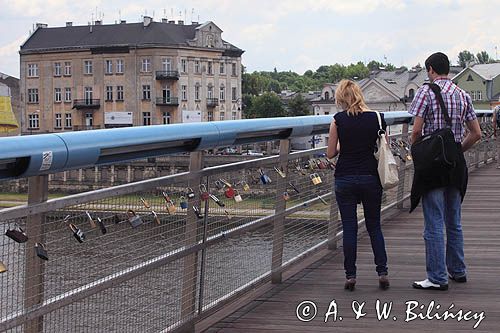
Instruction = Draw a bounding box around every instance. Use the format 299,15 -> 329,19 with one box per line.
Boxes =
411,83 -> 461,172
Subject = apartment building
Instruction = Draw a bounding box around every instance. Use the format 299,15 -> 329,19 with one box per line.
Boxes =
19,17 -> 244,134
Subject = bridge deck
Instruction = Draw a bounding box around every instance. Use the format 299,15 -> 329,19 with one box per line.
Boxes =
202,162 -> 500,332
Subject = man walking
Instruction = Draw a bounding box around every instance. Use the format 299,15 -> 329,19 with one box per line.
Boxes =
408,52 -> 481,290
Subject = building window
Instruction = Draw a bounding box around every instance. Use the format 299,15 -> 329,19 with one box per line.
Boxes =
116,86 -> 124,101
207,85 -> 213,99
142,85 -> 151,100
28,88 -> 39,103
181,85 -> 187,101
181,59 -> 187,73
471,91 -> 476,101
54,62 -> 62,76
232,63 -> 237,76
207,61 -> 213,75
64,88 -> 72,102
219,111 -> 225,121
55,113 -> 62,129
162,58 -> 172,71
195,84 -> 200,101
232,111 -> 237,120
84,60 -> 93,75
163,112 -> 171,124
64,62 -> 72,76
141,58 -> 151,72
85,113 -> 93,127
54,88 -> 62,103
143,112 -> 151,126
84,87 -> 93,102
231,87 -> 237,101
220,85 -> 225,101
477,91 -> 482,100
106,86 -> 113,101
408,89 -> 415,100
64,113 -> 72,128
116,59 -> 124,73
324,91 -> 330,100
466,74 -> 474,81
105,60 -> 113,74
208,111 -> 213,122
220,62 -> 225,75
28,114 -> 39,129
27,64 -> 39,77
194,60 -> 200,74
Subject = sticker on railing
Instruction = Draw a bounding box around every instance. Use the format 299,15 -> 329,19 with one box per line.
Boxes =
40,151 -> 53,171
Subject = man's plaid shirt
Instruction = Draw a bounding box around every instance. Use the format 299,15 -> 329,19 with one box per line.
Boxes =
408,78 -> 477,143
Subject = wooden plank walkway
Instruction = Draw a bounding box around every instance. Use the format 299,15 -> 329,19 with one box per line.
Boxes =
202,163 -> 500,332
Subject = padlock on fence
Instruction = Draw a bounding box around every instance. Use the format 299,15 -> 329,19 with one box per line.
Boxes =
288,182 -> 300,193
199,184 -> 209,201
186,187 -> 195,199
180,196 -> 188,209
214,180 -> 224,190
69,223 -> 85,243
193,206 -> 204,219
310,173 -> 322,185
140,197 -> 151,209
241,181 -> 250,192
283,191 -> 290,201
318,195 -> 328,205
274,166 -> 286,178
209,193 -> 225,207
166,201 -> 177,214
259,169 -> 272,184
127,210 -> 143,228
86,211 -> 96,228
224,210 -> 232,219
96,217 -> 107,235
35,243 -> 49,261
5,225 -> 28,243
220,178 -> 233,188
224,186 -> 235,199
0,260 -> 7,273
234,190 -> 243,202
152,211 -> 161,225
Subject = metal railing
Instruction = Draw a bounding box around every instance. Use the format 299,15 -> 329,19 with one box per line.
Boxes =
0,111 -> 495,333
155,71 -> 180,80
72,99 -> 100,109
156,97 -> 180,106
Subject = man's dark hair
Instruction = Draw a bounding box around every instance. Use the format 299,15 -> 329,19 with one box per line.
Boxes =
425,52 -> 450,75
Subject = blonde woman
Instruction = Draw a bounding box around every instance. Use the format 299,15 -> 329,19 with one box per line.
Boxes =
326,79 -> 389,291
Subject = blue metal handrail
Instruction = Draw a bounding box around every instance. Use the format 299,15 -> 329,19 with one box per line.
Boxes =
0,111 -> 491,180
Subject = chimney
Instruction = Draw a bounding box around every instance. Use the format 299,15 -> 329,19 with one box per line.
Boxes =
94,20 -> 102,25
35,23 -> 48,29
191,21 -> 198,25
66,22 -> 73,27
162,18 -> 168,23
120,20 -> 126,24
177,20 -> 184,25
143,16 -> 152,27
168,20 -> 175,24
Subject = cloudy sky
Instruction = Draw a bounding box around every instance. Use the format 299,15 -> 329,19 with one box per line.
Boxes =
0,0 -> 499,78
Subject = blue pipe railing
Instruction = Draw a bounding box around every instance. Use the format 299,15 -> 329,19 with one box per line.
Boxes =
0,111 -> 491,180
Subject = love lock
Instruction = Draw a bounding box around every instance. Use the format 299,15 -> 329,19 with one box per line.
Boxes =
69,223 -> 85,243
209,193 -> 225,207
86,211 -> 96,228
283,191 -> 290,201
96,217 -> 107,235
241,181 -> 250,191
127,210 -> 143,228
5,224 -> 28,243
180,196 -> 188,209
224,186 -> 235,199
152,211 -> 161,225
234,190 -> 243,202
186,187 -> 195,199
140,197 -> 151,209
0,260 -> 7,273
199,185 -> 209,201
310,173 -> 322,185
193,206 -> 204,219
274,166 -> 286,178
35,243 -> 49,261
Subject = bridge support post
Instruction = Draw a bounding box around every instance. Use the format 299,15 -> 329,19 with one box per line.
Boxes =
271,139 -> 290,284
397,123 -> 409,209
24,175 -> 48,333
180,151 -> 204,330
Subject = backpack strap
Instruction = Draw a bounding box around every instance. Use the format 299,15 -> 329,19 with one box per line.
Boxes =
424,83 -> 451,128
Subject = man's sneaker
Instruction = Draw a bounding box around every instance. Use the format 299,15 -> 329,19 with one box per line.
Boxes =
412,279 -> 448,291
449,274 -> 467,283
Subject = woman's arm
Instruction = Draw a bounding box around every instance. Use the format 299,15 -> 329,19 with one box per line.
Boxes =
326,120 -> 339,159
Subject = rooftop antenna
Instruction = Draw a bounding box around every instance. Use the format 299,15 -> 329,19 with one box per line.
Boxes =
191,8 -> 194,23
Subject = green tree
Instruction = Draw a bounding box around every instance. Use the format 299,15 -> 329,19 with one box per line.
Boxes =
287,94 -> 311,117
476,51 -> 491,64
458,50 -> 476,67
244,92 -> 286,119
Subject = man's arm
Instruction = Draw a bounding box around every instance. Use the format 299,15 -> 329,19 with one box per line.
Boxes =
410,116 -> 424,144
462,119 -> 481,152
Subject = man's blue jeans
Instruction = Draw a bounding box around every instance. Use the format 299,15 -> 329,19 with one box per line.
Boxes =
335,175 -> 388,279
421,186 -> 466,285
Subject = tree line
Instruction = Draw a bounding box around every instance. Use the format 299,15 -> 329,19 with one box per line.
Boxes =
243,50 -> 497,119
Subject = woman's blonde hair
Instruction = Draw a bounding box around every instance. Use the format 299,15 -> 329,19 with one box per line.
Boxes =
334,79 -> 370,115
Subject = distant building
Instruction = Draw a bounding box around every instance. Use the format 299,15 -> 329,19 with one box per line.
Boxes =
0,72 -> 21,136
452,63 -> 500,110
19,18 -> 244,134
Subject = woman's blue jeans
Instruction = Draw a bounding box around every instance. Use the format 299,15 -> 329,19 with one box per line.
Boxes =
335,175 -> 388,279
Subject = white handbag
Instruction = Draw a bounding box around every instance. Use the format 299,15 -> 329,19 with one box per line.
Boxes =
373,111 -> 399,189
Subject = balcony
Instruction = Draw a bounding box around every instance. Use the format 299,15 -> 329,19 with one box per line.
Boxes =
155,97 -> 179,106
207,98 -> 219,107
73,125 -> 102,131
155,70 -> 179,80
72,99 -> 100,109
